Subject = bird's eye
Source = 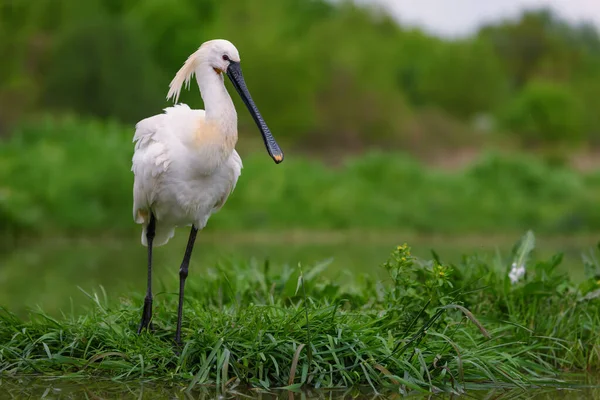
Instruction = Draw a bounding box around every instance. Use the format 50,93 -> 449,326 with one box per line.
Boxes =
222,55 -> 229,61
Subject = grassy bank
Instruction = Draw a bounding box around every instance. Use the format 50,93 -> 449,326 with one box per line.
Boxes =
2,116 -> 600,238
1,234 -> 599,394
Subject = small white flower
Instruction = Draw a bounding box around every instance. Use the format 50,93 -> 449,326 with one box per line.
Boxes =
509,262 -> 526,284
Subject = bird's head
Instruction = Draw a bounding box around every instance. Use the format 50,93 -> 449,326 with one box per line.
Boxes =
167,39 -> 284,164
199,39 -> 241,75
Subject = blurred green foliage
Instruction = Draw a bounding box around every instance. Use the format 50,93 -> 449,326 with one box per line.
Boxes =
500,81 -> 584,145
2,0 -> 600,149
1,117 -> 599,237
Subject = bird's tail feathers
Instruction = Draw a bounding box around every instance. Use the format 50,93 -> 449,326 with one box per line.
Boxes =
141,223 -> 175,247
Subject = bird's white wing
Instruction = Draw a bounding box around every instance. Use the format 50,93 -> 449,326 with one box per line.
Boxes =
131,114 -> 172,223
212,150 -> 243,213
227,150 -> 243,195
132,104 -> 206,224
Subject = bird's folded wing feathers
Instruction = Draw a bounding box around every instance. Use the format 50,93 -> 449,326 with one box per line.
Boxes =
132,116 -> 172,222
132,116 -> 172,177
212,150 -> 243,213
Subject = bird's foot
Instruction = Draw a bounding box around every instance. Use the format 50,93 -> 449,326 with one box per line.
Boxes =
172,337 -> 184,355
137,297 -> 154,334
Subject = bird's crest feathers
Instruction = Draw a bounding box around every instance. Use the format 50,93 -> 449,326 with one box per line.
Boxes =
167,49 -> 201,104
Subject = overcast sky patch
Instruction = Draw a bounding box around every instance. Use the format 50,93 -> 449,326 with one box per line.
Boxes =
359,0 -> 600,37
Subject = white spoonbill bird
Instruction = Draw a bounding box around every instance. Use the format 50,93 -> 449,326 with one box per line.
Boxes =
131,39 -> 284,344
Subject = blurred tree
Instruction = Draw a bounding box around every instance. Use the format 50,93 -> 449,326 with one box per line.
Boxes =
0,0 -> 50,134
126,0 -> 217,74
478,9 -> 600,87
1,0 -> 600,150
317,3 -> 411,146
479,9 -> 569,87
42,16 -> 164,123
393,30 -> 441,107
417,38 -> 509,118
500,81 -> 584,146
573,68 -> 600,145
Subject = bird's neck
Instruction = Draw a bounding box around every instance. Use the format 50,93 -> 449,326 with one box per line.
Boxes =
196,68 -> 237,138
191,67 -> 238,171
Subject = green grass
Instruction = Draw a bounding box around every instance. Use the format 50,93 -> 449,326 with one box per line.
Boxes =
2,116 -> 600,239
1,233 -> 599,394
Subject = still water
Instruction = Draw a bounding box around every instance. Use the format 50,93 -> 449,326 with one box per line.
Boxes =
1,375 -> 600,399
0,230 -> 596,316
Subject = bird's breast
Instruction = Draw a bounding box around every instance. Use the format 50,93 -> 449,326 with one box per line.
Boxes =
155,152 -> 241,229
189,119 -> 238,174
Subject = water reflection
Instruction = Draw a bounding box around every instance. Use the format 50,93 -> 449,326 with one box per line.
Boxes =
1,376 -> 600,399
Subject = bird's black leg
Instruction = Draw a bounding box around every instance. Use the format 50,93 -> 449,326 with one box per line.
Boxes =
174,225 -> 198,345
138,213 -> 156,333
